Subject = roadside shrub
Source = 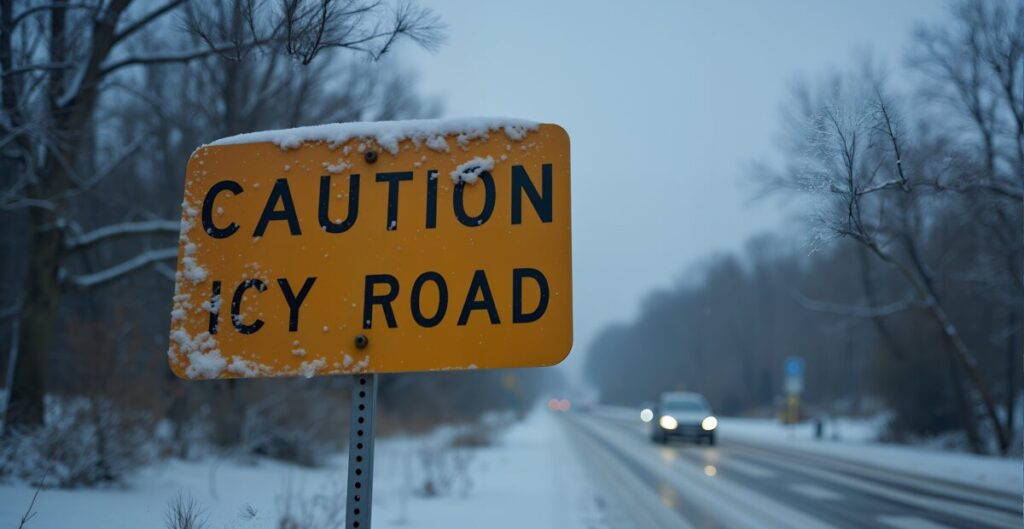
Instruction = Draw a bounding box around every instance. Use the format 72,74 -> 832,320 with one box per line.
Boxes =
164,492 -> 208,529
276,481 -> 345,529
239,383 -> 342,468
0,396 -> 157,488
415,432 -> 478,498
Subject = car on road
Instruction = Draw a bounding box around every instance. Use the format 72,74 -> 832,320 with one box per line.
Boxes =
648,392 -> 717,445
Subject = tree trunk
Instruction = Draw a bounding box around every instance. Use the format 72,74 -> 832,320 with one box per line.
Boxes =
948,354 -> 984,454
4,209 -> 62,429
1007,309 -> 1018,448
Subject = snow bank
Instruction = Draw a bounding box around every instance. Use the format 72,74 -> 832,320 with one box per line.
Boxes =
0,410 -> 604,529
206,117 -> 540,155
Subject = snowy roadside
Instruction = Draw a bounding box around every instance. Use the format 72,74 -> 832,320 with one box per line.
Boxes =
719,417 -> 1023,495
0,410 -> 605,529
591,406 -> 1022,496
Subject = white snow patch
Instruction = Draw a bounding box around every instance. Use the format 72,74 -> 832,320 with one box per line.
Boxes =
227,357 -> 263,377
352,355 -> 370,372
179,205 -> 207,284
322,159 -> 350,174
426,135 -> 450,152
200,295 -> 221,315
187,348 -> 225,379
169,321 -> 225,379
450,156 -> 495,184
206,117 -> 540,154
299,358 -> 326,378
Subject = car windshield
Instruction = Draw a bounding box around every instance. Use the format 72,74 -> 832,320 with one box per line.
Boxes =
664,400 -> 707,413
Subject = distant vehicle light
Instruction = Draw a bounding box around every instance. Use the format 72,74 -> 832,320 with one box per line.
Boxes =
547,399 -> 559,411
659,415 -> 678,430
701,416 -> 718,431
640,408 -> 654,423
558,399 -> 571,412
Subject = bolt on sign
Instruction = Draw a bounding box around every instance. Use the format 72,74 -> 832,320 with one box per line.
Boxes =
168,119 -> 572,379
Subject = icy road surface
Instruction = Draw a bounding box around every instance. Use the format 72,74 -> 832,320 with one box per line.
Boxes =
569,409 -> 1022,529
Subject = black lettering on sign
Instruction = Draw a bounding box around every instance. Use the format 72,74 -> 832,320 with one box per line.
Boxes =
231,279 -> 266,334
458,270 -> 500,325
410,271 -> 448,327
364,274 -> 399,329
453,172 -> 496,227
318,175 -> 360,233
376,172 -> 413,230
208,280 -> 222,334
202,180 -> 243,238
512,268 -> 549,323
278,277 -> 317,332
254,178 -> 301,236
425,170 -> 438,229
511,164 -> 552,224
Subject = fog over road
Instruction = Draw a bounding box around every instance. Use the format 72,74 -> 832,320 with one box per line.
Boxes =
562,412 -> 1021,529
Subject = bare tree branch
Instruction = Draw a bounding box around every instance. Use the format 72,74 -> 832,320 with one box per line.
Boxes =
65,247 -> 178,289
113,0 -> 188,44
0,61 -> 75,79
65,219 -> 180,251
12,3 -> 95,28
791,290 -> 924,318
98,42 -> 265,76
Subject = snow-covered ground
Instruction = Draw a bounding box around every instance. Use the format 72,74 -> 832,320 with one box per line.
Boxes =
0,411 -> 605,529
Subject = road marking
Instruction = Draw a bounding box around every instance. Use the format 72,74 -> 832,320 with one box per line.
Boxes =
788,483 -> 842,500
721,457 -> 775,478
730,444 -> 1022,529
876,515 -> 954,529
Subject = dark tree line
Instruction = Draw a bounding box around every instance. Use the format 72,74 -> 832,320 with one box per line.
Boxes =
586,0 -> 1022,455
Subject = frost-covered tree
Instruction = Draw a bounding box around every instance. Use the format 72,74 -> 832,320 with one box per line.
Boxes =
767,0 -> 1022,453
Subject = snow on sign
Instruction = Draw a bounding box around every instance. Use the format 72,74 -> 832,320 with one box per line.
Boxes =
168,118 -> 572,380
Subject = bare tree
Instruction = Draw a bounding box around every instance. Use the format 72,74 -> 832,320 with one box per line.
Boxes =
763,0 -> 1022,453
0,0 -> 443,429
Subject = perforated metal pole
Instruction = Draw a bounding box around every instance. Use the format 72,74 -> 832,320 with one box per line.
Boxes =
346,374 -> 378,528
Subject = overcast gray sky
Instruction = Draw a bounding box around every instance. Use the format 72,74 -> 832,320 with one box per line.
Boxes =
399,0 -> 948,380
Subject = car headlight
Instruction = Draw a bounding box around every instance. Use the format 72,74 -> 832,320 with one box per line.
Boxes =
640,408 -> 654,423
659,415 -> 678,430
701,416 -> 718,431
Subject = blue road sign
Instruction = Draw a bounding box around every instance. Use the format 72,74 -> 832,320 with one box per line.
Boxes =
785,356 -> 804,377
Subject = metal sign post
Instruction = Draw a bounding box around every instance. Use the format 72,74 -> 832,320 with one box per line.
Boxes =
346,374 -> 378,528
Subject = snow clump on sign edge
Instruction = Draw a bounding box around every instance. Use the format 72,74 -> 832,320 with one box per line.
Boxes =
205,117 -> 540,154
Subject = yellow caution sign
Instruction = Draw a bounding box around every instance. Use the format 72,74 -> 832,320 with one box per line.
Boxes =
169,121 -> 572,379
